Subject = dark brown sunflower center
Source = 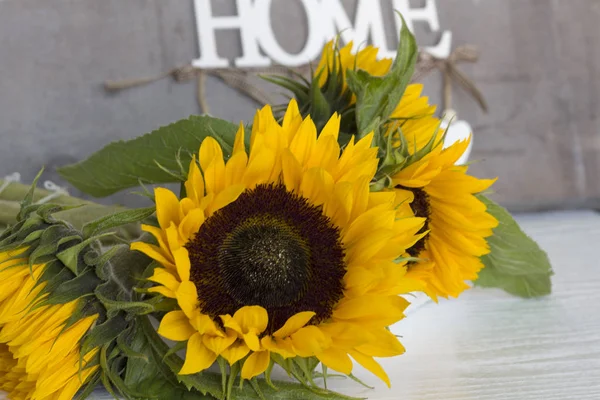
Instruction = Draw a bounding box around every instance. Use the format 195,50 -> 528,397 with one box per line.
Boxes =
218,216 -> 311,307
186,183 -> 346,334
397,185 -> 431,258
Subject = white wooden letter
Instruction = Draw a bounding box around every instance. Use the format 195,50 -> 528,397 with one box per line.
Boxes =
320,0 -> 393,57
192,0 -> 271,68
252,0 -> 325,67
392,0 -> 452,58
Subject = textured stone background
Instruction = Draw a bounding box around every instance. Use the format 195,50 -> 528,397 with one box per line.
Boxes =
0,0 -> 598,211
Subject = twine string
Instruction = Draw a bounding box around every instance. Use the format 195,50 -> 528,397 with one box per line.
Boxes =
104,64 -> 309,114
36,181 -> 69,204
413,45 -> 488,113
0,173 -> 22,196
103,48 -> 484,115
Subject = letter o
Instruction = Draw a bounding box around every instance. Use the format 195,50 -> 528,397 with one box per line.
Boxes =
253,0 -> 325,67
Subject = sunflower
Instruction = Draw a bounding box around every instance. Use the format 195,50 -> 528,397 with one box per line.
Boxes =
132,100 -> 426,386
315,41 -> 442,151
392,137 -> 498,299
0,248 -> 99,400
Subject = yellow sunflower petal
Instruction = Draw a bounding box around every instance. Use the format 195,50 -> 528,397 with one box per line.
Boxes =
178,209 -> 205,242
158,311 -> 196,342
148,268 -> 180,292
273,311 -> 316,339
185,156 -> 204,205
140,224 -> 169,251
316,347 -> 353,375
333,296 -> 408,327
130,243 -> 175,269
243,147 -> 276,188
261,336 -> 296,359
281,149 -> 303,192
173,247 -> 191,282
209,184 -> 246,215
179,333 -> 217,375
318,322 -> 373,349
349,351 -> 390,387
233,122 -> 246,155
221,341 -> 250,364
200,137 -> 226,195
232,306 -> 268,335
354,328 -> 405,357
203,333 -> 237,355
155,187 -> 181,230
241,351 -> 270,380
290,326 -> 331,357
225,152 -> 249,187
289,117 -> 317,165
176,281 -> 199,319
148,286 -> 176,298
299,168 -> 334,207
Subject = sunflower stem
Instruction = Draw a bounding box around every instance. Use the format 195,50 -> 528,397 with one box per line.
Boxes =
0,179 -> 114,227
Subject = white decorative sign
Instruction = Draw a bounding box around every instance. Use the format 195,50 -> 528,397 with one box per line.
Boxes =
441,111 -> 474,165
192,0 -> 452,68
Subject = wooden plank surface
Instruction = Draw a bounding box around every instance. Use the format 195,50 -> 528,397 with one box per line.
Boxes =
2,210 -> 599,399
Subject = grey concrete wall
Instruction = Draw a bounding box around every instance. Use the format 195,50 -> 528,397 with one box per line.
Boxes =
0,0 -> 598,211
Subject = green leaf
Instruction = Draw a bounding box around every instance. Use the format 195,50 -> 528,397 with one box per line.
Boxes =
475,195 -> 553,298
119,320 -> 212,400
346,14 -> 417,138
58,115 -> 240,197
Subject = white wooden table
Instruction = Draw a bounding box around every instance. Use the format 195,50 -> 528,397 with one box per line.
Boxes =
3,211 -> 600,399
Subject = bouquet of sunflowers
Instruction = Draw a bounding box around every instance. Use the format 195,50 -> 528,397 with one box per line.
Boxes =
0,18 -> 552,400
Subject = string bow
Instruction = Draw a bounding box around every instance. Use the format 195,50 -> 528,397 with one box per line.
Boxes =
413,45 -> 488,113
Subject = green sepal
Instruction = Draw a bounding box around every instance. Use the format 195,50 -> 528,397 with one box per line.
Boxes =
95,281 -> 156,318
0,215 -> 47,249
227,361 -> 241,400
74,372 -> 102,400
346,14 -> 417,138
262,44 -> 356,142
33,260 -> 75,302
474,195 -> 553,297
58,115 -> 242,197
17,168 -> 44,219
260,75 -> 311,105
293,357 -> 318,386
56,233 -> 113,274
375,123 -> 444,186
27,224 -> 76,266
81,313 -> 129,356
62,297 -> 107,332
217,356 -> 229,396
263,360 -> 277,390
307,71 -> 333,132
81,206 -> 154,239
46,269 -> 102,305
347,374 -> 374,390
94,245 -> 154,304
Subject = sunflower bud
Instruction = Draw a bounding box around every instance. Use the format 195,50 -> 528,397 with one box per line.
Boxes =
0,179 -> 165,400
0,203 -> 102,400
